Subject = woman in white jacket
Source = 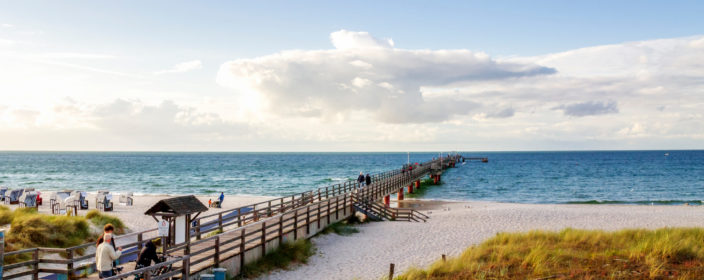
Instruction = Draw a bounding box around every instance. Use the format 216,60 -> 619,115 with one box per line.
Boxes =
95,233 -> 122,278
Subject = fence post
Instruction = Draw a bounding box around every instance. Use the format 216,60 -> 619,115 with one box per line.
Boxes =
388,263 -> 395,280
181,257 -> 190,280
66,248 -> 74,280
306,206 -> 311,235
32,248 -> 39,280
195,220 -> 201,240
0,230 -> 4,280
239,229 -> 245,274
261,222 -> 266,256
214,236 -> 220,266
293,209 -> 298,240
218,213 -> 223,232
237,208 -> 242,227
278,216 -> 283,245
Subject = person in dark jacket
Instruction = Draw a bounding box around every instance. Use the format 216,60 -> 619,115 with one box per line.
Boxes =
357,172 -> 365,184
365,174 -> 371,186
136,240 -> 161,269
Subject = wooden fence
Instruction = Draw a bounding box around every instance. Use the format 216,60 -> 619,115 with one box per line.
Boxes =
1,155 -> 461,280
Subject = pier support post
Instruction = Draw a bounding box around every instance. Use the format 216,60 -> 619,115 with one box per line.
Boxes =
407,184 -> 413,194
415,180 -> 420,189
397,189 -> 404,201
384,195 -> 390,206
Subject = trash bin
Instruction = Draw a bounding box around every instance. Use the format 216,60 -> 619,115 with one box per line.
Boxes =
200,274 -> 215,280
213,268 -> 227,280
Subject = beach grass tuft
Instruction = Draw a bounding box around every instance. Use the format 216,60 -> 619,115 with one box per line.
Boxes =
238,239 -> 315,279
3,208 -> 92,263
320,220 -> 360,236
85,209 -> 127,234
396,228 -> 704,280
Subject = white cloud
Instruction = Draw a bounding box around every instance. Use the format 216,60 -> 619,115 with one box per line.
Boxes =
1,23 -> 13,28
330,30 -> 394,49
217,30 -> 554,123
155,60 -> 203,75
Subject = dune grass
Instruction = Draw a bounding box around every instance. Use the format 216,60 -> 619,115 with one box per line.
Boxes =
85,209 -> 127,234
3,207 -> 92,263
397,228 -> 704,280
238,239 -> 315,279
1,208 -> 127,264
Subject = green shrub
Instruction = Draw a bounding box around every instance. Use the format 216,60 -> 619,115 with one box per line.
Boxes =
85,210 -> 126,234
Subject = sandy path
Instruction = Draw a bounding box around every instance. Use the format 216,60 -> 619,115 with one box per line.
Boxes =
262,200 -> 704,280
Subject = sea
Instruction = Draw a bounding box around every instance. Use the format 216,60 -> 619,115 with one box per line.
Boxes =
0,151 -> 702,205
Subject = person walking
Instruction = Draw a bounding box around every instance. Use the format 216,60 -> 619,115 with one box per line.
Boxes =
96,233 -> 122,278
357,172 -> 365,185
365,173 -> 371,186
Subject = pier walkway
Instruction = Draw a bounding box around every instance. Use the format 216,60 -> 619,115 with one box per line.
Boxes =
1,155 -> 465,280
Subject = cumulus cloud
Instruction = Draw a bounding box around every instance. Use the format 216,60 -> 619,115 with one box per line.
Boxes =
553,101 -> 618,117
217,30 -> 554,123
155,60 -> 203,74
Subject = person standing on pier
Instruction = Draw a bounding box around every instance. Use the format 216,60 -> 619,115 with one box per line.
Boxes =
365,173 -> 371,186
357,172 -> 365,185
96,233 -> 122,278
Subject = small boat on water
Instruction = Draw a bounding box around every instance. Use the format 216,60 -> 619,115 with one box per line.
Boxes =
664,153 -> 669,156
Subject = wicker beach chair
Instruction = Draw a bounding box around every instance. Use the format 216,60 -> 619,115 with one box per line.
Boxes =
19,191 -> 39,208
96,190 -> 114,211
5,189 -> 23,205
119,192 -> 134,206
50,190 -> 73,214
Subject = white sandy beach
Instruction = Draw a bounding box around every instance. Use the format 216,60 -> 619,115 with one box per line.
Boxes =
261,200 -> 704,280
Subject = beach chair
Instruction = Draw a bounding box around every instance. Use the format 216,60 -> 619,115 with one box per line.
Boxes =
78,191 -> 89,209
0,187 -> 7,202
19,191 -> 39,208
96,191 -> 114,211
60,195 -> 79,216
119,192 -> 134,206
50,190 -> 73,214
5,189 -> 23,205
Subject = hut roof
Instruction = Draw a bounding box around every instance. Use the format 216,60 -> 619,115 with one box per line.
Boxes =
144,195 -> 208,216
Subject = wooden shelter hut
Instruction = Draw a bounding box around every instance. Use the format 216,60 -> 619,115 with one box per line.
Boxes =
144,195 -> 207,250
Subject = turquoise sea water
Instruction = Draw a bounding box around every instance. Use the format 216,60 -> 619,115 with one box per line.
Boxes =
0,151 -> 702,204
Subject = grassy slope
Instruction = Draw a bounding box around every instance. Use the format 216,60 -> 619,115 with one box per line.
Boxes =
1,206 -> 126,264
398,228 -> 704,280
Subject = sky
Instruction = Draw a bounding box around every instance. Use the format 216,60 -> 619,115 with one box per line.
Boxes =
0,0 -> 703,151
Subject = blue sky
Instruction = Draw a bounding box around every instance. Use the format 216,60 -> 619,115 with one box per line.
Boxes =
4,0 -> 703,57
0,1 -> 703,151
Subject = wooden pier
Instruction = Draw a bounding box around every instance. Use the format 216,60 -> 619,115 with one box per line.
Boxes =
1,155 -> 465,280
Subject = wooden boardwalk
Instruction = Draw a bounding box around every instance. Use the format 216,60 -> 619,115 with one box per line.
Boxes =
2,155 -> 463,280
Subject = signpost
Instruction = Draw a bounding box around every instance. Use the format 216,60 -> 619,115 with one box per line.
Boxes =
158,219 -> 169,236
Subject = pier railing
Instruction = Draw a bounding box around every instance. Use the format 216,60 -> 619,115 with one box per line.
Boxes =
1,155 -> 462,280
